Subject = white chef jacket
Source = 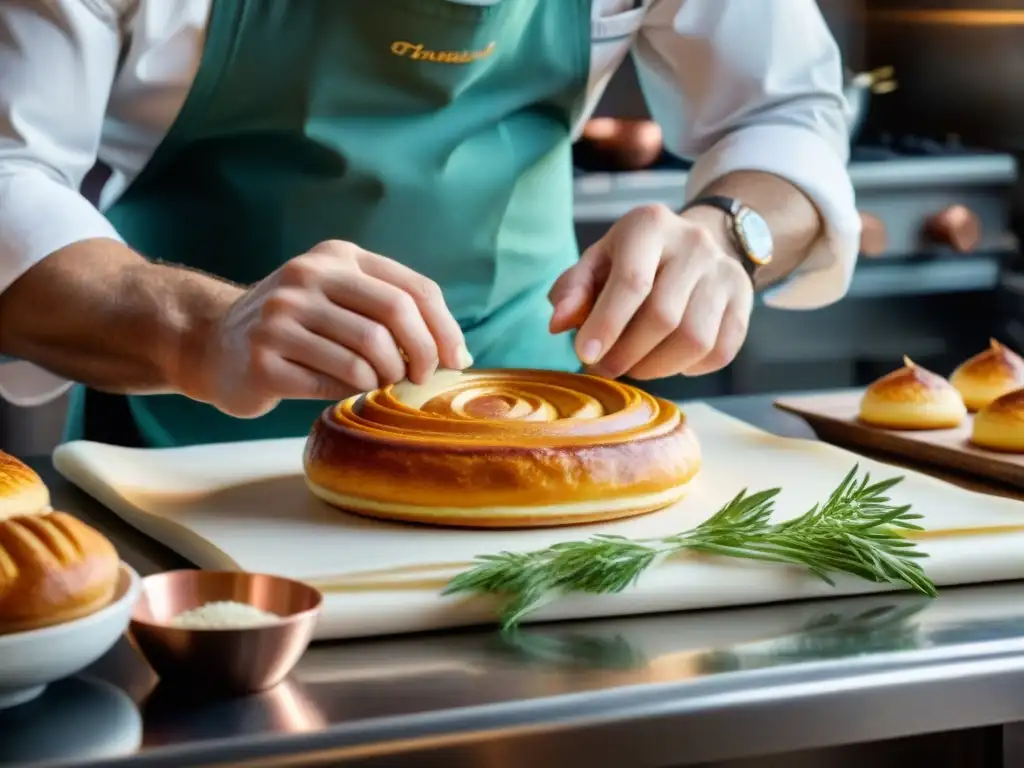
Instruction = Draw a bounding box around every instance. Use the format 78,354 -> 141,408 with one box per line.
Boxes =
0,0 -> 860,406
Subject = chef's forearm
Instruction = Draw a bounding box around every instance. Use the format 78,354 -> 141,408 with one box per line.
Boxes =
0,238 -> 240,394
695,170 -> 824,289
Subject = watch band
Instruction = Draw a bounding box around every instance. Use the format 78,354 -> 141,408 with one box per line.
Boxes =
682,194 -> 744,218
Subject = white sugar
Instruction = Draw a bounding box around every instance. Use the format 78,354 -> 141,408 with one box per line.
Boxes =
169,600 -> 281,629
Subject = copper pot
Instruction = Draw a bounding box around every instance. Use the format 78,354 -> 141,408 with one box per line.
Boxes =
574,118 -> 664,172
924,204 -> 982,253
859,212 -> 888,257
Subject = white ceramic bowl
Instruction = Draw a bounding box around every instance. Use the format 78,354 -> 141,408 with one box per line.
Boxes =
0,563 -> 141,709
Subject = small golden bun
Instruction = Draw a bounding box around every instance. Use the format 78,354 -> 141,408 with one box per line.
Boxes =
971,388 -> 1024,453
0,451 -> 51,519
859,356 -> 967,430
951,338 -> 1024,412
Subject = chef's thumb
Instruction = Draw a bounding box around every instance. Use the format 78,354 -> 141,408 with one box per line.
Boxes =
548,252 -> 600,334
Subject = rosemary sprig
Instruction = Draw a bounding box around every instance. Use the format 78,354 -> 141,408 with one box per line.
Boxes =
444,465 -> 936,631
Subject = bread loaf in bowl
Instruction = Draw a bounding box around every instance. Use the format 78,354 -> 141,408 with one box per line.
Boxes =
304,369 -> 701,528
859,357 -> 967,430
951,339 -> 1024,412
0,452 -> 120,634
971,388 -> 1024,453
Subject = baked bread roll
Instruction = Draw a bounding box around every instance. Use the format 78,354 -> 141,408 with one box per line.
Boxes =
951,338 -> 1024,412
859,356 -> 967,430
971,388 -> 1024,453
0,452 -> 120,634
0,511 -> 120,634
304,369 -> 701,528
0,451 -> 51,519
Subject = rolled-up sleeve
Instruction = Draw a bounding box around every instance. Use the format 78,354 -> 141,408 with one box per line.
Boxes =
634,0 -> 860,310
0,0 -> 124,406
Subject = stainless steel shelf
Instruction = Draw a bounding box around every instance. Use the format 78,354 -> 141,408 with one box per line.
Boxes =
573,154 -> 1019,223
844,256 -> 1002,298
573,154 -> 1019,268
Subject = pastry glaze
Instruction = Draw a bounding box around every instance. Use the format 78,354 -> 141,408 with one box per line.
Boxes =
859,356 -> 967,430
951,338 -> 1024,412
304,369 -> 701,527
971,388 -> 1024,453
0,451 -> 50,520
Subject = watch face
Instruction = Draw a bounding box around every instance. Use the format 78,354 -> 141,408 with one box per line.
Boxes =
735,208 -> 774,266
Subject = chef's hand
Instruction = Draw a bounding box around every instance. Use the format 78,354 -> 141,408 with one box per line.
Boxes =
548,204 -> 754,380
193,241 -> 471,418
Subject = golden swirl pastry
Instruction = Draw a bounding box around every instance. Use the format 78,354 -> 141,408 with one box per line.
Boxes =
303,369 -> 701,528
951,338 -> 1024,412
859,356 -> 966,430
971,388 -> 1024,453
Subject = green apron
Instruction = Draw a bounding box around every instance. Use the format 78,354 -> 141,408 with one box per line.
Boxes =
68,0 -> 592,447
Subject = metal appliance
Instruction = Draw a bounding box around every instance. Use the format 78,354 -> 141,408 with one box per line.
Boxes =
855,0 -> 1024,370
859,2 -> 1024,155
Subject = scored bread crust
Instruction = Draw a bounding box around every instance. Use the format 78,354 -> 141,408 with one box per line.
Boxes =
0,451 -> 120,634
304,369 -> 702,528
0,511 -> 120,635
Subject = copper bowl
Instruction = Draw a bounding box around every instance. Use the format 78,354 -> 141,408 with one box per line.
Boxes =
130,571 -> 322,697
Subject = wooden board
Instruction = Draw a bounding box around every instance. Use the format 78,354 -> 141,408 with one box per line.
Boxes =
775,391 -> 1024,491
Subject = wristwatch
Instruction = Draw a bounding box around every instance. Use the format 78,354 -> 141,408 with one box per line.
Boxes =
681,195 -> 773,280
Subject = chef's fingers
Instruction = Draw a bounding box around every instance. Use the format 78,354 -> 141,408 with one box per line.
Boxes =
575,213 -> 664,366
249,339 -> 369,403
683,283 -> 753,377
590,253 -> 701,379
355,254 -> 471,371
251,310 -> 385,392
319,272 -> 438,384
257,287 -> 403,385
548,248 -> 604,334
626,274 -> 726,380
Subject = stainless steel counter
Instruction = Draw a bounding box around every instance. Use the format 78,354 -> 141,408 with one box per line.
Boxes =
4,395 -> 1024,768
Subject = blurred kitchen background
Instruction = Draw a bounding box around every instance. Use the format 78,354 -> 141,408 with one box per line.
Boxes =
3,0 -> 1024,454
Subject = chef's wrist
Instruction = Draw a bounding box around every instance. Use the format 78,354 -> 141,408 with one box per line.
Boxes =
157,265 -> 242,400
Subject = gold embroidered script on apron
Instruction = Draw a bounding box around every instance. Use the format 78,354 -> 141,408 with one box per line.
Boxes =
390,40 -> 496,63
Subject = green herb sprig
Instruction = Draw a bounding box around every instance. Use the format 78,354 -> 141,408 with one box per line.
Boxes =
444,465 -> 936,631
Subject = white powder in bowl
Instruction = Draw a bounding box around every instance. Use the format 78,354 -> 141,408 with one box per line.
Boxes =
169,600 -> 282,629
